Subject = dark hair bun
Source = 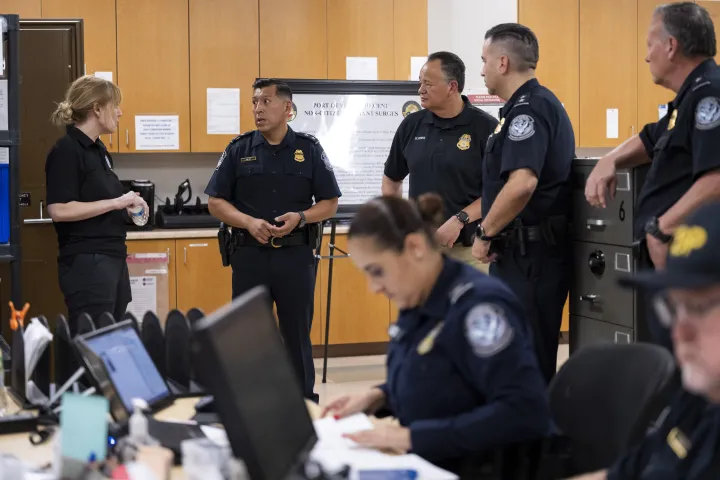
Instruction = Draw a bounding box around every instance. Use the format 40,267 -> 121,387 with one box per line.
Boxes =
416,193 -> 445,230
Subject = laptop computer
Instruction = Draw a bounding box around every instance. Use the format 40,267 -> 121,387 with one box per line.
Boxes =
74,321 -> 205,461
192,285 -> 318,480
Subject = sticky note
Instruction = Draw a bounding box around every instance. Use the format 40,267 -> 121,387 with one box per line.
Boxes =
60,393 -> 109,461
606,108 -> 619,139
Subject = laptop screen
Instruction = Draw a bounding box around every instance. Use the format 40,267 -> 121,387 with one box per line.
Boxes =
81,323 -> 170,417
192,286 -> 317,480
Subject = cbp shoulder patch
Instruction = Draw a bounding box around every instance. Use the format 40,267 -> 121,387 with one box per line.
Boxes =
508,115 -> 535,141
464,304 -> 514,357
695,97 -> 720,130
321,150 -> 333,171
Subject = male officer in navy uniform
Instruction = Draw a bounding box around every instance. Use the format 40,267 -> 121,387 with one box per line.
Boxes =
383,51 -> 498,271
205,79 -> 341,402
572,202 -> 720,480
471,23 -> 575,383
585,2 -> 720,349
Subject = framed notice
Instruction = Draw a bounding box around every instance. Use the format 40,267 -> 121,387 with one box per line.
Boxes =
271,79 -> 421,212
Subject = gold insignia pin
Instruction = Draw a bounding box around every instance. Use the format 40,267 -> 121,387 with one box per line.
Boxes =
417,322 -> 445,355
494,118 -> 505,135
667,427 -> 690,459
669,225 -> 707,257
457,133 -> 471,151
294,149 -> 305,162
668,109 -> 678,130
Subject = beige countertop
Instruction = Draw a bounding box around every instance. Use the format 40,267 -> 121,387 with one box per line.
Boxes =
126,225 -> 349,241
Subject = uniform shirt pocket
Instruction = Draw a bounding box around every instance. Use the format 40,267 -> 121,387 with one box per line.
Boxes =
282,160 -> 312,179
236,161 -> 264,177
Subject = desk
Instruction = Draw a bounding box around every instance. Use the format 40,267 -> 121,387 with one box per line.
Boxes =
0,397 -> 322,478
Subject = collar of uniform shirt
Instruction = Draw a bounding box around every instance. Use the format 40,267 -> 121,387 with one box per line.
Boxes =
417,256 -> 463,318
250,127 -> 296,149
499,78 -> 539,117
67,124 -> 99,149
423,95 -> 474,127
669,58 -> 717,110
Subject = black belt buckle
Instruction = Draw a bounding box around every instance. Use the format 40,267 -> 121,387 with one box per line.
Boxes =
269,237 -> 283,248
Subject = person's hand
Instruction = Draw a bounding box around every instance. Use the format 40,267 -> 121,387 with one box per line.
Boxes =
247,218 -> 274,244
585,157 -> 617,208
321,388 -> 385,419
472,237 -> 497,264
646,233 -> 669,270
435,217 -> 464,248
114,191 -> 139,210
271,212 -> 302,238
344,425 -> 411,454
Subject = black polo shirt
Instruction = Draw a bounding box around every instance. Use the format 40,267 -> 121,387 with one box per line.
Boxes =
46,126 -> 126,259
204,127 -> 341,225
635,59 -> 720,238
384,96 -> 497,220
481,79 -> 575,226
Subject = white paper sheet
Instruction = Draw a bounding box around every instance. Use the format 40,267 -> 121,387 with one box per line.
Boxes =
0,79 -> 8,131
127,276 -> 157,320
659,103 -> 668,121
135,115 -> 180,150
94,71 -> 113,82
410,56 -> 426,81
0,147 -> 8,165
346,57 -> 378,81
313,413 -> 374,449
207,88 -> 240,135
606,108 -> 619,139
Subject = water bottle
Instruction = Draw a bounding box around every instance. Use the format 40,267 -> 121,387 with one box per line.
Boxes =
129,204 -> 149,227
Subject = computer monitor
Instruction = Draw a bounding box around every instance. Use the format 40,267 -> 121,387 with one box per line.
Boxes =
192,285 -> 317,480
74,320 -> 173,424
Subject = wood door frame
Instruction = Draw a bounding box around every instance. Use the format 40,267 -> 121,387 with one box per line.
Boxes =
20,19 -> 84,78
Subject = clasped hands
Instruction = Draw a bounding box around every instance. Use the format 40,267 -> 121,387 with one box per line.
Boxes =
247,212 -> 302,244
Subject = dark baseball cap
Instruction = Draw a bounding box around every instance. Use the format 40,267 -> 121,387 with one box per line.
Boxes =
620,202 -> 720,291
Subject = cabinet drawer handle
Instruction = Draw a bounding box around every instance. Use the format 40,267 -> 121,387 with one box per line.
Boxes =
166,247 -> 170,264
580,294 -> 600,304
189,243 -> 208,247
614,331 -> 631,344
125,129 -> 129,147
586,219 -> 607,230
184,247 -> 187,265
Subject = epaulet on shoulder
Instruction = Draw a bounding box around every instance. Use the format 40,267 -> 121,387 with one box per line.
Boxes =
296,131 -> 320,144
510,92 -> 532,109
692,75 -> 712,92
449,281 -> 475,305
224,131 -> 251,149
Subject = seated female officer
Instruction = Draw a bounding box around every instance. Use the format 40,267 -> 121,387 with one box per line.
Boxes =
46,75 -> 146,333
323,193 -> 550,474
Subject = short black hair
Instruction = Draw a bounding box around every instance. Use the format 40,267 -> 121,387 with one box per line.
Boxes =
484,23 -> 539,71
655,2 -> 717,58
252,78 -> 293,100
426,51 -> 466,93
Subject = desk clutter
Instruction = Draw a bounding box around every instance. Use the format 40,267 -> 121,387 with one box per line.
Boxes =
0,287 -> 456,480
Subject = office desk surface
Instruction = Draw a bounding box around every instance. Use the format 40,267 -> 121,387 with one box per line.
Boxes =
0,398 -> 323,478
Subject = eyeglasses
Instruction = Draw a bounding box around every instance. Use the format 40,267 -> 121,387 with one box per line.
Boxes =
653,292 -> 720,328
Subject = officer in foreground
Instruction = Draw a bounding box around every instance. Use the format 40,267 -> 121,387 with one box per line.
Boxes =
323,193 -> 550,477
573,202 -> 720,479
585,2 -> 720,348
383,51 -> 498,271
471,23 -> 575,383
205,79 -> 341,402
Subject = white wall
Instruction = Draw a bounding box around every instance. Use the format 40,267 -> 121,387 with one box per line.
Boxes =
427,0 -> 518,93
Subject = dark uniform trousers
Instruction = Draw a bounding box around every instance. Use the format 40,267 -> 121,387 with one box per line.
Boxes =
58,253 -> 131,336
230,244 -> 317,400
489,242 -> 570,383
636,241 -> 674,352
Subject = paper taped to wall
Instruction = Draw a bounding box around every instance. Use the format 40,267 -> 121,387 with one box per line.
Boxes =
207,88 -> 240,135
135,115 -> 180,150
94,71 -> 113,82
346,57 -> 378,81
606,108 -> 619,139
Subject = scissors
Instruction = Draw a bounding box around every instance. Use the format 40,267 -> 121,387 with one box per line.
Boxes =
9,301 -> 30,331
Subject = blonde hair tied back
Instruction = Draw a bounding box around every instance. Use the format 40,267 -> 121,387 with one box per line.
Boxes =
50,75 -> 122,127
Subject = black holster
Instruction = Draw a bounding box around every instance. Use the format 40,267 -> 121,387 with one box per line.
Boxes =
308,222 -> 322,250
218,223 -> 233,267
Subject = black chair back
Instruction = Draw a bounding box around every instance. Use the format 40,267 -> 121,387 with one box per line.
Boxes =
122,311 -> 140,333
53,315 -> 75,391
141,311 -> 166,379
186,308 -> 205,324
548,343 -> 676,473
30,315 -> 52,397
164,310 -> 192,390
96,312 -> 116,329
75,313 -> 96,337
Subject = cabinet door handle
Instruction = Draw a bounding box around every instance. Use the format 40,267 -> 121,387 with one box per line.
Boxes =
189,243 -> 208,247
631,125 -> 635,136
109,133 -> 112,146
166,247 -> 171,265
125,129 -> 129,147
184,247 -> 187,264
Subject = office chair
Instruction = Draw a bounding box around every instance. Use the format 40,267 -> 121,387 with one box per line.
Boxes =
186,307 -> 205,324
30,315 -> 52,397
122,311 -> 140,333
141,311 -> 166,379
164,310 -> 192,395
541,343 -> 676,477
53,315 -> 74,390
75,313 -> 96,337
96,312 -> 115,329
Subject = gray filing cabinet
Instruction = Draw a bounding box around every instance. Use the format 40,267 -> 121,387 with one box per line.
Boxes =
569,158 -> 651,353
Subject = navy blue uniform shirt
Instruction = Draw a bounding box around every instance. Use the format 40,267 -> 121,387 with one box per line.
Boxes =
384,96 -> 498,220
481,79 -> 575,225
635,59 -> 720,238
378,256 -> 550,462
204,127 -> 341,224
608,389 -> 720,480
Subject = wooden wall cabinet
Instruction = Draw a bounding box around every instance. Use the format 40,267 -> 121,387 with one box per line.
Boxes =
0,0 -> 40,17
116,0 -> 190,153
393,0 -> 429,81
698,1 -> 720,65
175,239 -> 231,315
189,0 -> 259,152
41,0 -> 119,151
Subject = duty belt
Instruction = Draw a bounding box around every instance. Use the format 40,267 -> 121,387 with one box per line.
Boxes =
236,229 -> 308,248
489,216 -> 569,255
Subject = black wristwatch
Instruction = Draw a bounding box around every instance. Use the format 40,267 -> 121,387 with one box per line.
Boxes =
476,224 -> 492,242
644,216 -> 673,244
297,211 -> 307,228
455,211 -> 470,226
